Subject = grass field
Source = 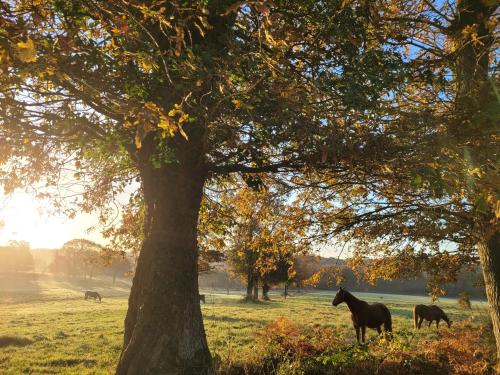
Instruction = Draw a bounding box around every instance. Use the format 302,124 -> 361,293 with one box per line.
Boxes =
0,273 -> 494,374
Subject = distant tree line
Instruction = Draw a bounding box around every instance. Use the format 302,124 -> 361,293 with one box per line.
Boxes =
0,239 -> 133,284
199,255 -> 486,300
48,239 -> 133,284
0,241 -> 34,273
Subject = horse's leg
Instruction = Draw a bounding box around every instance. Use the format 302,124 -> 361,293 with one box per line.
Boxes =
428,320 -> 432,328
355,326 -> 360,344
436,319 -> 439,329
361,326 -> 366,344
377,326 -> 382,335
418,317 -> 423,329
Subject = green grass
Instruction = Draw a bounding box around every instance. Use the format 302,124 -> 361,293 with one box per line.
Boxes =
0,273 -> 491,374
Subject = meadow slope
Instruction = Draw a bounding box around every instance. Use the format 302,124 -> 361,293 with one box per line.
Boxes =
0,273 -> 494,374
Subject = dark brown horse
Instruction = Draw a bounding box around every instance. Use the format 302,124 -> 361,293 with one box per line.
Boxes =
413,304 -> 451,329
332,287 -> 392,344
84,291 -> 101,302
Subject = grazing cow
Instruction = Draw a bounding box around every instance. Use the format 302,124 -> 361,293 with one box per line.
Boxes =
413,304 -> 451,329
332,287 -> 392,344
199,294 -> 206,304
84,291 -> 102,302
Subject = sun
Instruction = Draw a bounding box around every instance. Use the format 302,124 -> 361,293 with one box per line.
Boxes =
0,191 -> 103,249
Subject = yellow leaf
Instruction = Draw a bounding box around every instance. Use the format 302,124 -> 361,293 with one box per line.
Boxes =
15,38 -> 37,63
168,105 -> 182,117
350,185 -> 368,197
139,56 -> 157,72
158,115 -> 170,130
232,99 -> 241,109
134,134 -> 142,149
135,134 -> 142,149
179,113 -> 189,123
264,29 -> 275,46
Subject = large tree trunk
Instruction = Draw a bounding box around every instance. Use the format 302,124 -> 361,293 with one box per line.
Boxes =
453,0 -> 499,363
116,135 -> 210,374
253,278 -> 259,301
245,270 -> 254,301
477,230 -> 500,363
262,283 -> 270,300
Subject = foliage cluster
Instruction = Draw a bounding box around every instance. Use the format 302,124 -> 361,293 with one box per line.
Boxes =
217,317 -> 495,375
200,180 -> 312,298
48,239 -> 132,282
0,241 -> 34,273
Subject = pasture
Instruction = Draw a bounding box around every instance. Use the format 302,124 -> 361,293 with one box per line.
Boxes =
0,273 -> 494,374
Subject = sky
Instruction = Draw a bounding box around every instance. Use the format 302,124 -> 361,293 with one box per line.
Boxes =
0,190 -> 104,249
0,188 -> 343,257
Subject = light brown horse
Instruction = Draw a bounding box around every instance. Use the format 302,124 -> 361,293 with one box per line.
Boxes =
413,304 -> 451,329
332,287 -> 392,344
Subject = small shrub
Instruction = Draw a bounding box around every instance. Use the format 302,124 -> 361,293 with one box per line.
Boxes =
54,331 -> 68,339
217,318 -> 495,375
458,292 -> 472,309
41,358 -> 97,367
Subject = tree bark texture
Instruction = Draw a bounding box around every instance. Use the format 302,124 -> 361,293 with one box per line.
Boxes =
116,134 -> 210,375
454,0 -> 499,363
245,270 -> 254,301
253,278 -> 259,301
262,283 -> 270,300
477,231 -> 500,364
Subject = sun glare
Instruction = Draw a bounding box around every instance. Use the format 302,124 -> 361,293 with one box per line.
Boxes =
0,192 -> 102,249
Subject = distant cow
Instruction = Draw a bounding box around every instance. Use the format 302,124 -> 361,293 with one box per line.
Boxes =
413,304 -> 451,329
199,294 -> 206,304
84,291 -> 102,302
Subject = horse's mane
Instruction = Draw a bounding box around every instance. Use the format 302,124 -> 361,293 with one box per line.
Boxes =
342,289 -> 367,312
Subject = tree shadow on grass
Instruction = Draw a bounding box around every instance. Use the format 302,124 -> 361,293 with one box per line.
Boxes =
204,314 -> 269,325
52,275 -> 131,296
0,335 -> 33,348
0,272 -> 132,304
39,358 -> 97,368
387,307 -> 414,319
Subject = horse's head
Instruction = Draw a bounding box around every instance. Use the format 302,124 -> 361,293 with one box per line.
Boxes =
332,286 -> 346,306
444,315 -> 452,328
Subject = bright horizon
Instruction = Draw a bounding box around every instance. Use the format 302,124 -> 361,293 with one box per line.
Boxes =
0,189 -> 343,257
0,190 -> 104,249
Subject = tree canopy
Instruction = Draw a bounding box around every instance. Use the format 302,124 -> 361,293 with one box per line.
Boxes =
200,179 -> 310,300
0,0 -> 498,373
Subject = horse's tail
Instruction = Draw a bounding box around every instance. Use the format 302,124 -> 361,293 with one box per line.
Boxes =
383,306 -> 393,341
413,305 -> 418,329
